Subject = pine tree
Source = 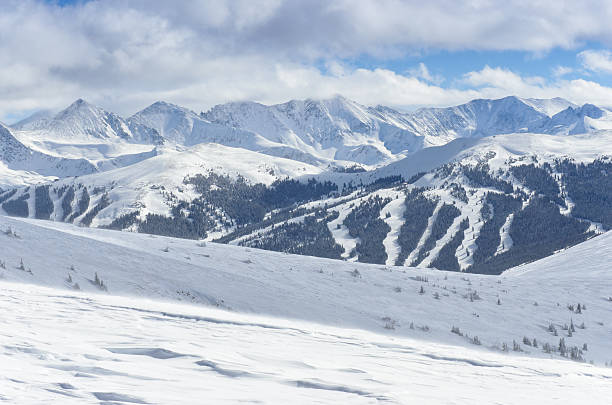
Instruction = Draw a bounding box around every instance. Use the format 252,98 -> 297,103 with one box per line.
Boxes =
559,338 -> 567,356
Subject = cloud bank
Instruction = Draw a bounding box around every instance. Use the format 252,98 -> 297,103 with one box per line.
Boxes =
2,0 -> 612,120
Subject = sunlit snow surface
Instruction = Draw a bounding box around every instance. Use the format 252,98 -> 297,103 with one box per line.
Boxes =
2,282 -> 612,405
1,215 -> 612,404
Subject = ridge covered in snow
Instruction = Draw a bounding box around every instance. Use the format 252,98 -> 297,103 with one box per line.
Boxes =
2,95 -> 612,274
7,95 -> 612,176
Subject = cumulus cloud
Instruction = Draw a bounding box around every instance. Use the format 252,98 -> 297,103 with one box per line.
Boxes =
461,66 -> 612,107
2,0 -> 612,120
578,49 -> 612,73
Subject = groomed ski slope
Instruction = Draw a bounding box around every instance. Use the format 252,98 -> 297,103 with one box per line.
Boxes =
1,215 -> 612,403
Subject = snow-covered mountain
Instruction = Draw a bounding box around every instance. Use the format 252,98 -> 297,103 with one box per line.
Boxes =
3,94 -> 612,403
538,104 -> 608,135
3,95 -> 612,274
127,101 -> 342,167
203,96 -> 419,165
203,95 -> 612,166
2,127 -> 610,275
14,99 -> 163,145
0,122 -> 97,187
8,95 -> 612,174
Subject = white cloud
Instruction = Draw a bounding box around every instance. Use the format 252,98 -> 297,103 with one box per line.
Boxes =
461,66 -> 612,108
578,49 -> 612,73
407,63 -> 444,85
553,66 -> 574,78
2,1 -> 612,120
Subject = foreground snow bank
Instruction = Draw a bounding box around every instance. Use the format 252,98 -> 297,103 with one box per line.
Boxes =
1,281 -> 611,404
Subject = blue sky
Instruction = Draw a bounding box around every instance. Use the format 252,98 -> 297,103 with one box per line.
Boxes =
2,0 -> 612,121
357,45 -> 612,87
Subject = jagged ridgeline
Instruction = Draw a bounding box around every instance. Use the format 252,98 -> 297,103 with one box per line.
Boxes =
1,157 -> 610,274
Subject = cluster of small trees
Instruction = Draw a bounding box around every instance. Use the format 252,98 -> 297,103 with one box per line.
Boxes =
471,193 -> 522,266
66,187 -> 90,223
430,218 -> 469,271
81,194 -> 111,226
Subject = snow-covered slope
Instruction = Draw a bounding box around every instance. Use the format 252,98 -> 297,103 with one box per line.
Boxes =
352,130 -> 612,184
0,143 -> 324,226
519,97 -> 577,117
0,122 -> 97,187
2,281 -> 611,405
1,215 -> 611,403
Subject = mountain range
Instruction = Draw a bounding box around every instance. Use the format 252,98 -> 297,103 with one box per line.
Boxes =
1,95 -> 611,274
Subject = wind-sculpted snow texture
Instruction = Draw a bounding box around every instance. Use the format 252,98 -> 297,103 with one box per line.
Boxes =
1,214 -> 612,403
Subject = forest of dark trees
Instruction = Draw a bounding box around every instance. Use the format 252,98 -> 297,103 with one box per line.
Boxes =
240,210 -> 344,259
556,158 -> 612,230
0,156 -> 608,275
469,197 -> 592,274
430,218 -> 469,271
463,163 -> 514,194
472,193 -> 522,265
510,164 -> 563,205
412,203 -> 461,266
343,196 -> 392,264
395,188 -> 438,266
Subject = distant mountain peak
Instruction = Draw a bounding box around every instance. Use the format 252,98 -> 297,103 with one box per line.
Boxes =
62,98 -> 96,112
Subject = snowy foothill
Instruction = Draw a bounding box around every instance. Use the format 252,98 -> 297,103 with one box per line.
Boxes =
1,214 -> 612,403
